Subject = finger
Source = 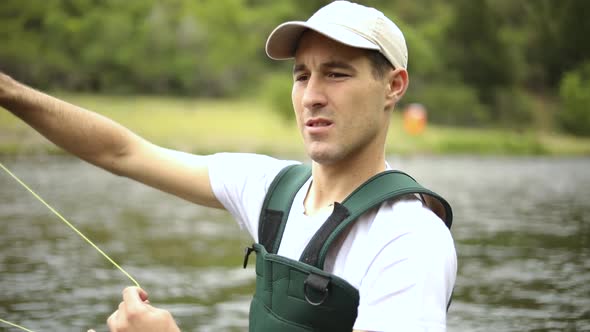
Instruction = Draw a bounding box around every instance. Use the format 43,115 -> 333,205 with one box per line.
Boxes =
87,330 -> 95,332
138,287 -> 149,302
122,286 -> 151,318
107,309 -> 118,330
122,286 -> 149,305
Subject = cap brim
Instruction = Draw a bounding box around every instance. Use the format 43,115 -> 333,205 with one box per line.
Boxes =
266,21 -> 379,60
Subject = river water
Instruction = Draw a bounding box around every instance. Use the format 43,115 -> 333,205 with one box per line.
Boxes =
1,155 -> 589,332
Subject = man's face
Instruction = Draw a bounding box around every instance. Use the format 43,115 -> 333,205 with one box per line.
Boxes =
292,31 -> 393,165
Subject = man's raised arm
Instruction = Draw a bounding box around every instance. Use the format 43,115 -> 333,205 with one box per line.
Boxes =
0,72 -> 223,209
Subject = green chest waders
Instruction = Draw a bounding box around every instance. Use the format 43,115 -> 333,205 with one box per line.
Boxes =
243,164 -> 453,331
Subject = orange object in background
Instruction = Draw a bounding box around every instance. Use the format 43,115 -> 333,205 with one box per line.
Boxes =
403,103 -> 427,135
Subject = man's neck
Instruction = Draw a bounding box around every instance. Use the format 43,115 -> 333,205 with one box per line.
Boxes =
304,153 -> 386,216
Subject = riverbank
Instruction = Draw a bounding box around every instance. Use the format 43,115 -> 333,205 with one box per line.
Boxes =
1,94 -> 589,156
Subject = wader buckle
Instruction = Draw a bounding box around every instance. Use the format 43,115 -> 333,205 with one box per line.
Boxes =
304,273 -> 330,306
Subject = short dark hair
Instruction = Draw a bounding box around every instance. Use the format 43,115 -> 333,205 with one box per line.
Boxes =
366,50 -> 394,79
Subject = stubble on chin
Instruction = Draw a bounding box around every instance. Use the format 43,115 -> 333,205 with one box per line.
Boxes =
305,142 -> 344,165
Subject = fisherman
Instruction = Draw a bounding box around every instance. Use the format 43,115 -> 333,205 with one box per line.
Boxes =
0,1 -> 456,331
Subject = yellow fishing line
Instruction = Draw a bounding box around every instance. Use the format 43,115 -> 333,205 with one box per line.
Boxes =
0,318 -> 37,332
0,162 -> 141,288
1,161 -> 142,331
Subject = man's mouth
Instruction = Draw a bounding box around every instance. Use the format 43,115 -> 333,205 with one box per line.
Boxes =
306,118 -> 333,127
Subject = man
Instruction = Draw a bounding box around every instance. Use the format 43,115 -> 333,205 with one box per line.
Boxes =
0,1 -> 456,331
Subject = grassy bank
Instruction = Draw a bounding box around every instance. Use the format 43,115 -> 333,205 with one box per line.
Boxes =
1,94 -> 589,157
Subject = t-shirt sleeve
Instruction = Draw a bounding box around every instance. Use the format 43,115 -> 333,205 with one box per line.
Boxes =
353,201 -> 457,332
206,152 -> 299,241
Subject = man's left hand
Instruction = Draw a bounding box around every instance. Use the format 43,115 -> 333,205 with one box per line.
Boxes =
89,286 -> 180,332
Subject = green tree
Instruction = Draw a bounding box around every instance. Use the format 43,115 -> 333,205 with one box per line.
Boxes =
524,0 -> 590,89
558,62 -> 590,137
444,0 -> 516,108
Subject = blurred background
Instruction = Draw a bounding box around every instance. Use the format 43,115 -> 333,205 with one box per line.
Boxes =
1,0 -> 590,154
0,0 -> 589,331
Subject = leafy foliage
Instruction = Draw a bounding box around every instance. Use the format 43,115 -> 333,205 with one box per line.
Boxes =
559,62 -> 590,136
0,0 -> 588,128
262,73 -> 294,123
402,81 -> 489,126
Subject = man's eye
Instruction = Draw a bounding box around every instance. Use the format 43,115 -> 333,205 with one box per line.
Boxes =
328,72 -> 348,78
295,74 -> 309,82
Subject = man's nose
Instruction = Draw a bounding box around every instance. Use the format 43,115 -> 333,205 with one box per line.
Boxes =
302,76 -> 328,110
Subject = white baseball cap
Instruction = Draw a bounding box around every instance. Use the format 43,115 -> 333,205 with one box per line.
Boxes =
265,1 -> 408,69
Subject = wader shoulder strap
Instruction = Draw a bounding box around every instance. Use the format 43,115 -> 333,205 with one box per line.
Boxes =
300,170 -> 453,269
258,164 -> 311,254
259,166 -> 453,268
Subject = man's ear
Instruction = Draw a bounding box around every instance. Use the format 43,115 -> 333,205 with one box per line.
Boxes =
384,68 -> 409,110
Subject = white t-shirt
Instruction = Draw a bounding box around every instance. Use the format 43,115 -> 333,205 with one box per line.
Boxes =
208,153 -> 457,332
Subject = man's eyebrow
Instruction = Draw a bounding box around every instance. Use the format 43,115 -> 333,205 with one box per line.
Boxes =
293,61 -> 357,75
321,61 -> 356,72
293,63 -> 307,75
